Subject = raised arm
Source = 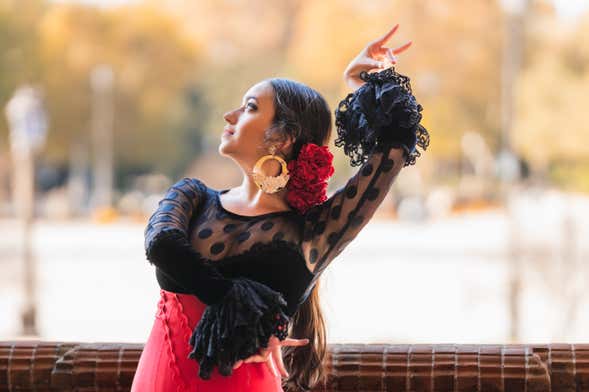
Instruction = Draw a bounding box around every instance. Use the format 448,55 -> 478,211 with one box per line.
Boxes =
302,24 -> 429,275
301,26 -> 429,275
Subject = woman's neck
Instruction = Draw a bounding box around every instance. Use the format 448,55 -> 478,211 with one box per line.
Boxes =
224,176 -> 292,213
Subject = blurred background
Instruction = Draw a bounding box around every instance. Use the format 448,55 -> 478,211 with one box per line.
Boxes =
1,0 -> 588,344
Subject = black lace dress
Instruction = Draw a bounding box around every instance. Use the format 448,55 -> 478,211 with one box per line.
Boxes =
141,67 -> 430,382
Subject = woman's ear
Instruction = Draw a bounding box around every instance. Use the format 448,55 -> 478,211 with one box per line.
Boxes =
277,135 -> 295,158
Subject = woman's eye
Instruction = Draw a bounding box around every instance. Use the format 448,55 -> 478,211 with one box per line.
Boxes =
246,102 -> 257,110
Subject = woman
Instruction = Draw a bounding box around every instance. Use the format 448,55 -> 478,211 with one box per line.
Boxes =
131,23 -> 429,392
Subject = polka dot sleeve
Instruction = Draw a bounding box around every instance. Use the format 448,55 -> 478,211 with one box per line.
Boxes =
144,177 -> 291,380
300,145 -> 406,275
144,177 -> 234,305
300,67 -> 430,276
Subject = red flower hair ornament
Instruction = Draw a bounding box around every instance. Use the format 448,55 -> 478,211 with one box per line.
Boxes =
286,142 -> 335,215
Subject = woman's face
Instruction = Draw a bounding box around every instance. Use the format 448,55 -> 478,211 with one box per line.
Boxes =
219,80 -> 276,168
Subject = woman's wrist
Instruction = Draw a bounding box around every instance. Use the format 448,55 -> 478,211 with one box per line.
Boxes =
343,71 -> 365,91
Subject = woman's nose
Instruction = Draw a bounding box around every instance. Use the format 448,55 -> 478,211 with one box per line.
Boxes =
223,109 -> 238,124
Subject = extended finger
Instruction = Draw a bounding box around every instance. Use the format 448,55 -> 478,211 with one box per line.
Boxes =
266,355 -> 279,377
374,23 -> 399,46
280,338 -> 310,346
272,345 -> 289,378
386,48 -> 397,63
233,359 -> 243,369
392,40 -> 412,55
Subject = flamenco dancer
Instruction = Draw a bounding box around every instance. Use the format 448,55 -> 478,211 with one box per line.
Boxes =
131,23 -> 430,392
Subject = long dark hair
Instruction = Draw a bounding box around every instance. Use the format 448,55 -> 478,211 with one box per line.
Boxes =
264,77 -> 332,391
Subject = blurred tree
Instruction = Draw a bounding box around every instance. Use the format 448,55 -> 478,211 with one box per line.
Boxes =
513,7 -> 589,184
283,0 -> 504,182
37,3 -> 206,185
0,0 -> 44,133
1,0 -> 588,193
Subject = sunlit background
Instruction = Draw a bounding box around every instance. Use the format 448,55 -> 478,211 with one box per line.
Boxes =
1,0 -> 588,345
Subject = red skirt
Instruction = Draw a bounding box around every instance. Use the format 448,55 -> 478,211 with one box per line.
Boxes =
131,289 -> 285,392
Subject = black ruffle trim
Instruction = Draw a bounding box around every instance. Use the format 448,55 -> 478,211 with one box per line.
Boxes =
334,66 -> 430,167
188,277 -> 290,380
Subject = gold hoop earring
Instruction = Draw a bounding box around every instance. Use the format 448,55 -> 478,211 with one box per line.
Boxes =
251,146 -> 290,194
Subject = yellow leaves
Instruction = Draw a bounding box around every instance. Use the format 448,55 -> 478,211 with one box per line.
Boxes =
513,39 -> 589,166
3,0 -> 589,186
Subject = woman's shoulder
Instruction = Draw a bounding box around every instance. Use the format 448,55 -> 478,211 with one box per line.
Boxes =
170,176 -> 210,195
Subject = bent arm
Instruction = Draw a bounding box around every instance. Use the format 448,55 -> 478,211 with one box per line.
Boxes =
143,177 -> 291,380
144,177 -> 234,304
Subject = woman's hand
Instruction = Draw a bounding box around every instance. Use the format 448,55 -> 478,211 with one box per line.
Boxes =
232,336 -> 310,378
344,23 -> 412,90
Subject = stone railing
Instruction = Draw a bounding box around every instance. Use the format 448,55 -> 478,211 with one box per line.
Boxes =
0,341 -> 587,391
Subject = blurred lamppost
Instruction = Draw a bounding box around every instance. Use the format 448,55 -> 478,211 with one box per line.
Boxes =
498,0 -> 530,342
89,65 -> 115,216
5,85 -> 48,336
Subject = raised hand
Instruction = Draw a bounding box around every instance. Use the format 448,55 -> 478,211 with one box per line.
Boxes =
344,23 -> 412,90
232,335 -> 310,378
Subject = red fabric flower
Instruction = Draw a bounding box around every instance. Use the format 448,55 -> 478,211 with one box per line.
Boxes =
286,143 -> 335,214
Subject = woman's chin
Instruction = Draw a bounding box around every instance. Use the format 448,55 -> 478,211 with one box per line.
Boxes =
218,141 -> 233,156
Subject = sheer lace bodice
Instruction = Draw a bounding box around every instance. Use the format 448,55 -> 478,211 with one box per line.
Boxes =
142,66 -> 430,380
147,144 -> 405,316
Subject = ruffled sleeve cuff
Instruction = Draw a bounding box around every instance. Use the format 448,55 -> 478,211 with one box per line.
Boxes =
334,66 -> 430,167
188,277 -> 290,380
